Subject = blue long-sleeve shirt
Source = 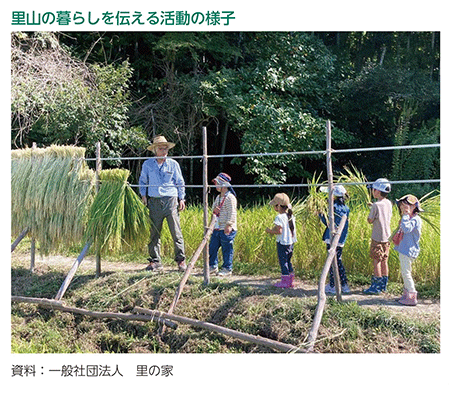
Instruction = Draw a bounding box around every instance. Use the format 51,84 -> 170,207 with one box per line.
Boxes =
139,158 -> 185,200
394,214 -> 422,258
319,201 -> 350,246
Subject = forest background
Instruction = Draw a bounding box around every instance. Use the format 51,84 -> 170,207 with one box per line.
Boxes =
11,31 -> 440,203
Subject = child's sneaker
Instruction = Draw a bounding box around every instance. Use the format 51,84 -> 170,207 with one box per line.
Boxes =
209,266 -> 218,274
363,276 -> 383,295
341,284 -> 351,294
325,283 -> 336,294
218,268 -> 232,276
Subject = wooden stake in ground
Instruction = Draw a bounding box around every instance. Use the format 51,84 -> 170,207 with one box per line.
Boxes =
134,307 -> 308,353
11,228 -> 29,252
325,119 -> 342,302
306,214 -> 347,353
55,242 -> 91,301
202,126 -> 210,285
167,214 -> 218,315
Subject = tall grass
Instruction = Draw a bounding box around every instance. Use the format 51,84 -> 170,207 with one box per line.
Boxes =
155,195 -> 440,285
157,165 -> 440,285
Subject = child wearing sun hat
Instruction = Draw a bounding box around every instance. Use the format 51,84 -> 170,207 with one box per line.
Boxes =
393,194 -> 423,306
208,173 -> 237,276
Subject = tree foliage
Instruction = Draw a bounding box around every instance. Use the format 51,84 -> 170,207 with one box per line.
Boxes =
11,32 -> 148,162
11,31 -> 440,197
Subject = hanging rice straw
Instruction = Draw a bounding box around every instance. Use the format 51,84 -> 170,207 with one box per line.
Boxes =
11,145 -> 95,254
84,169 -> 150,254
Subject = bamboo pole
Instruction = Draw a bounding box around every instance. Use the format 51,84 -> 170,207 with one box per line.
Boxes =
95,142 -> 102,277
11,228 -> 29,252
55,242 -> 91,301
168,215 -> 218,315
305,214 -> 347,353
11,296 -> 177,329
202,126 -> 210,285
325,120 -> 342,302
134,307 -> 308,353
30,142 -> 37,273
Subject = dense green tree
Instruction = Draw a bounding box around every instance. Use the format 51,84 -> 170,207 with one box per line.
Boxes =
12,31 -> 440,199
11,32 -> 148,162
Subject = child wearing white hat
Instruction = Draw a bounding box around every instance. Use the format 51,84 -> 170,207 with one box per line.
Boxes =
319,185 -> 351,294
364,178 -> 392,295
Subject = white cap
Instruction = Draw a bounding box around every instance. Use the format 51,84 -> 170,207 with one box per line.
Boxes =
370,178 -> 391,193
319,185 -> 347,197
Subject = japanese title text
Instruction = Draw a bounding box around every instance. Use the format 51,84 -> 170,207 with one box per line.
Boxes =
11,11 -> 236,27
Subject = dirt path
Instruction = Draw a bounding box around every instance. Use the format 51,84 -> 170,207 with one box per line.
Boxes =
14,253 -> 440,323
228,274 -> 440,322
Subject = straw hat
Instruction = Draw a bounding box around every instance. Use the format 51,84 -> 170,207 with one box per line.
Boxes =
269,193 -> 291,208
147,136 -> 176,151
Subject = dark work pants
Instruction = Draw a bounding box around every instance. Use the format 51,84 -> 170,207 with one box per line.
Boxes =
147,196 -> 185,264
327,245 -> 348,287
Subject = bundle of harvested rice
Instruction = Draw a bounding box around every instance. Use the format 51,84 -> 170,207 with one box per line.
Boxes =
11,145 -> 95,253
85,169 -> 150,254
337,164 -> 372,208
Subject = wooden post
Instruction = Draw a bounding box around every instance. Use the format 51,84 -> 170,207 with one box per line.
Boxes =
30,142 -> 37,272
202,126 -> 210,285
55,242 -> 91,301
158,215 -> 217,336
95,142 -> 102,277
168,215 -> 217,314
325,120 -> 342,302
306,214 -> 347,352
11,228 -> 29,252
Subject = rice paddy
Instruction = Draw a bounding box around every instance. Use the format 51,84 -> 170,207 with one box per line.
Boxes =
11,146 -> 440,286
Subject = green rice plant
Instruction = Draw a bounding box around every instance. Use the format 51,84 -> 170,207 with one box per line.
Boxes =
417,190 -> 440,235
85,169 -> 150,254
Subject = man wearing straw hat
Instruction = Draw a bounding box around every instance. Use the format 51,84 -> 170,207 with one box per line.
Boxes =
139,135 -> 187,272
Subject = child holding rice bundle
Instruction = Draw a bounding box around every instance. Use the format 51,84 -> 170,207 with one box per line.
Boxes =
265,193 -> 297,288
319,185 -> 351,294
393,194 -> 423,306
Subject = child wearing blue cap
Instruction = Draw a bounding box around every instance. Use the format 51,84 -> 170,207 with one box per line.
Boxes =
209,173 -> 237,276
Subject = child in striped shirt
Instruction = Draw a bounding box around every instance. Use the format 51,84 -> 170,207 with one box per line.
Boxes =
209,173 -> 237,276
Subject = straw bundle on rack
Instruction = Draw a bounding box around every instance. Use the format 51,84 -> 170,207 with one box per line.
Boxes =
85,169 -> 150,254
11,145 -> 95,253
